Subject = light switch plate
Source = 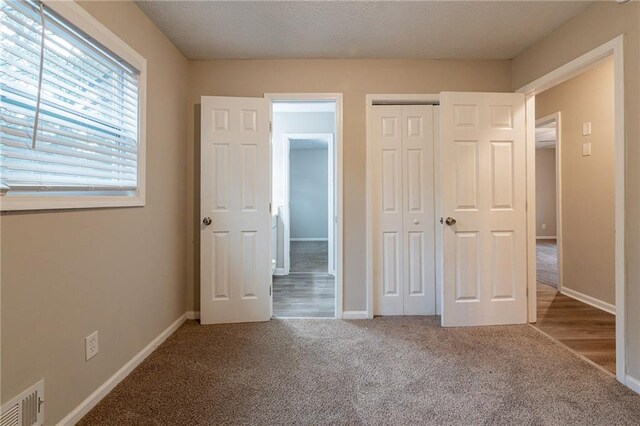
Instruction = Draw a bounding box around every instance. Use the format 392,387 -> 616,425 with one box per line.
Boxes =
582,122 -> 592,136
582,142 -> 592,156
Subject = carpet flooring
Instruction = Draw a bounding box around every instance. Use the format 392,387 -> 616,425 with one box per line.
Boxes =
273,273 -> 335,317
79,318 -> 640,425
536,239 -> 558,288
290,241 -> 328,273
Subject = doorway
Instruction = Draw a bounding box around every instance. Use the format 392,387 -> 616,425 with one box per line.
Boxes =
268,96 -> 342,318
529,57 -> 617,375
534,114 -> 561,292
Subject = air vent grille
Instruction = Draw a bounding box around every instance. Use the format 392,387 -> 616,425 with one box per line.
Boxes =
0,380 -> 44,426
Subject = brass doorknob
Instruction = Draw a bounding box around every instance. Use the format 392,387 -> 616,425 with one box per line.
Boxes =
202,217 -> 212,226
445,217 -> 456,226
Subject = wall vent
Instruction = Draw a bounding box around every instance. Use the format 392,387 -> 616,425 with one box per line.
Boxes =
0,380 -> 44,426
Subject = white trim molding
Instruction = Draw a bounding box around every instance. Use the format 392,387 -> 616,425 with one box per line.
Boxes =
341,311 -> 369,320
186,311 -> 200,320
290,238 -> 328,242
517,35 -> 626,384
273,268 -> 287,276
561,287 -> 616,316
626,375 -> 640,395
57,314 -> 186,425
536,236 -> 557,240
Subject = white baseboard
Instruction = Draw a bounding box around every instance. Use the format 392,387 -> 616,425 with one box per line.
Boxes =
536,236 -> 557,240
186,311 -> 200,320
561,287 -> 616,315
626,374 -> 640,394
341,310 -> 369,320
57,314 -> 187,425
273,268 -> 287,276
290,238 -> 328,242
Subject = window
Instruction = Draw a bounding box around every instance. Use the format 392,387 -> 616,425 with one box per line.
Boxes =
0,0 -> 146,210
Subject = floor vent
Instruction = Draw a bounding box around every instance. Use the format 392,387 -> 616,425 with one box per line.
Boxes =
0,380 -> 44,426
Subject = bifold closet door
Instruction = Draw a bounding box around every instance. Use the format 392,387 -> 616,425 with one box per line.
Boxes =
372,105 -> 435,315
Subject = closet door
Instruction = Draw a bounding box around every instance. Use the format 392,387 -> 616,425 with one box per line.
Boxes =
372,105 -> 435,315
402,106 -> 435,315
372,106 -> 404,315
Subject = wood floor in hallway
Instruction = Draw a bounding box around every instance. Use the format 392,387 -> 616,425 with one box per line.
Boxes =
533,241 -> 616,374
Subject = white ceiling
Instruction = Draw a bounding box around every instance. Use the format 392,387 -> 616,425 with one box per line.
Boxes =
136,1 -> 594,60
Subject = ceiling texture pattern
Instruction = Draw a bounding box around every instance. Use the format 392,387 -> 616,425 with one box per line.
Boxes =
136,1 -> 593,60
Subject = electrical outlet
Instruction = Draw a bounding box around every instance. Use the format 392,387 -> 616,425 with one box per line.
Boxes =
542,223 -> 546,230
85,331 -> 99,361
582,122 -> 592,136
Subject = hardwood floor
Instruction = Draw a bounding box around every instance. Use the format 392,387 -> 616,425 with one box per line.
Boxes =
273,273 -> 335,317
290,241 -> 328,272
533,241 -> 616,374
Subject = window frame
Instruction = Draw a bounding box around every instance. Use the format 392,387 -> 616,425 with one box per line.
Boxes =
1,0 -> 147,211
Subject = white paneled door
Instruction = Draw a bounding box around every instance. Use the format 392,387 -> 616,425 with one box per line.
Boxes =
201,96 -> 271,324
372,105 -> 435,315
440,92 -> 527,327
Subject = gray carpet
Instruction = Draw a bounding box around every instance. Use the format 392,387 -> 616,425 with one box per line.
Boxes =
537,239 -> 559,288
290,241 -> 328,272
79,318 -> 640,425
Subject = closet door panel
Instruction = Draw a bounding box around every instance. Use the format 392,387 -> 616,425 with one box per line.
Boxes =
402,105 -> 436,315
372,106 -> 404,315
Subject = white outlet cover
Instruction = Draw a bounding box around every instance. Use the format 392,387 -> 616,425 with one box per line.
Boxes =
542,224 -> 546,230
582,142 -> 592,156
85,331 -> 99,361
582,122 -> 592,136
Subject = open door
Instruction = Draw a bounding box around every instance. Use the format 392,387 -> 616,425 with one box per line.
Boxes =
440,92 -> 527,326
200,96 -> 271,324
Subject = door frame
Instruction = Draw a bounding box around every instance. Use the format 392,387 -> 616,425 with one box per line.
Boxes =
266,93 -> 344,319
535,112 -> 563,292
517,35 -> 626,383
283,132 -> 336,276
365,94 -> 441,319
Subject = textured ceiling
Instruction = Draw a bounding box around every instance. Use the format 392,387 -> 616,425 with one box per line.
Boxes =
136,1 -> 594,60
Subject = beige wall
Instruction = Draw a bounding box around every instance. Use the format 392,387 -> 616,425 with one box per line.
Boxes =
513,1 -> 640,379
0,2 -> 188,423
536,61 -> 615,304
187,59 -> 512,312
535,148 -> 557,237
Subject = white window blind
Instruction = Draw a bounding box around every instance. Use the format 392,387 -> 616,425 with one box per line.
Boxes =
0,0 -> 140,192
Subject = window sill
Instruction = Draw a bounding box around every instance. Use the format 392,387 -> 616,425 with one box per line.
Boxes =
0,193 -> 145,212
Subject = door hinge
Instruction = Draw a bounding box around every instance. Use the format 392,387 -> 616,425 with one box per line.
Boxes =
269,285 -> 272,296
269,202 -> 272,214
269,121 -> 272,132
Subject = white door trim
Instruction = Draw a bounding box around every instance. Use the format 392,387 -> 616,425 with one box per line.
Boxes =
517,35 -> 626,384
365,94 -> 440,319
266,93 -> 344,319
283,132 -> 335,276
535,112 -> 563,293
